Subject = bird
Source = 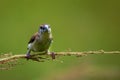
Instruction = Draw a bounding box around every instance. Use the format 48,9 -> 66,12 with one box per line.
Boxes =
26,24 -> 55,59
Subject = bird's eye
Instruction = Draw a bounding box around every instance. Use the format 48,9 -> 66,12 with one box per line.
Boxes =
40,27 -> 43,29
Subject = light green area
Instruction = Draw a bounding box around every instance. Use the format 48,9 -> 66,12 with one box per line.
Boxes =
0,0 -> 120,80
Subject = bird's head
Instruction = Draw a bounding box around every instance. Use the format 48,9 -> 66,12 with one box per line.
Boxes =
39,24 -> 51,34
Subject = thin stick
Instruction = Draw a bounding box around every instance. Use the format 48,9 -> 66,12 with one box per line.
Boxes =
0,50 -> 120,64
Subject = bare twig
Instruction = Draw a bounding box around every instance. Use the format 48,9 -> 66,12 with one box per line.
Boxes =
0,50 -> 120,64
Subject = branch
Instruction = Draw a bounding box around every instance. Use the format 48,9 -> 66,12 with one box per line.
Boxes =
0,50 -> 120,70
0,50 -> 120,64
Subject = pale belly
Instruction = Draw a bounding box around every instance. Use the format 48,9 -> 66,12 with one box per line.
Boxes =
31,39 -> 52,52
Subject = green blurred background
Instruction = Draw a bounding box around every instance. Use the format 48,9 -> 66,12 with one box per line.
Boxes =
0,0 -> 120,80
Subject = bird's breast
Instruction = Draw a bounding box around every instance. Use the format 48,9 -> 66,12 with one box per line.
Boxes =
31,35 -> 52,52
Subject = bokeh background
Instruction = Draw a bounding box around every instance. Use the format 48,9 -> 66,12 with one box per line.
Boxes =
0,0 -> 120,80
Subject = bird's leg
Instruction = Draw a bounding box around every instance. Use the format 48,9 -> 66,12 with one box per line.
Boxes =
26,49 -> 31,59
50,52 -> 55,59
47,50 -> 55,59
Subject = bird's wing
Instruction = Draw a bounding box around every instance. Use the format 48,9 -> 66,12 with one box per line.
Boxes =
28,32 -> 39,43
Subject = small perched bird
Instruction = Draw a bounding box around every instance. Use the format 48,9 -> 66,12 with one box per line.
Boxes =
26,24 -> 55,59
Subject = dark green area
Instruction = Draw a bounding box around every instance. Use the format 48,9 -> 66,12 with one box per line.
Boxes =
0,0 -> 120,80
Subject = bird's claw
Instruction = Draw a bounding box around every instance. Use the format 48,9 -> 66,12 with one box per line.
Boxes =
50,52 -> 55,59
26,53 -> 31,60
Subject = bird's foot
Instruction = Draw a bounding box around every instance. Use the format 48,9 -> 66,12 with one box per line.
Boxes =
50,52 -> 55,59
26,53 -> 31,60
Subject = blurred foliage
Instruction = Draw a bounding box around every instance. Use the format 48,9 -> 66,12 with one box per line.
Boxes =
0,0 -> 120,80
